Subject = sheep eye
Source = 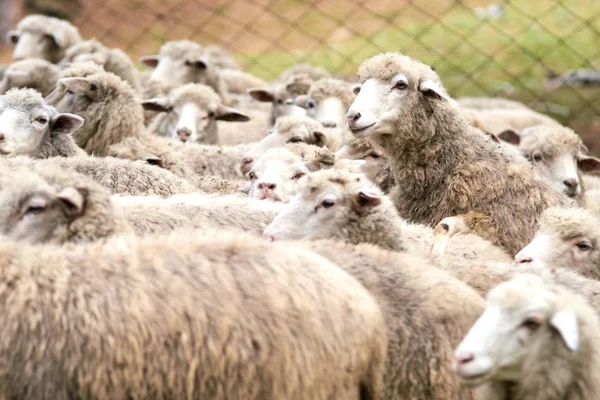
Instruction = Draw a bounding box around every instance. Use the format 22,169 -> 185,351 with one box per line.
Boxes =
25,205 -> 46,216
35,116 -> 48,124
292,172 -> 305,180
288,137 -> 302,144
207,112 -> 215,118
394,81 -> 408,90
521,317 -> 542,330
321,199 -> 335,208
89,83 -> 97,91
367,152 -> 381,159
249,172 -> 257,180
576,241 -> 592,251
66,89 -> 74,95
308,101 -> 315,109
533,153 -> 543,162
277,99 -> 284,105
184,60 -> 192,66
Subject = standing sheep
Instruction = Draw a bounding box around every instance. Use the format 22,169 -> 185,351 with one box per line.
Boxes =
7,14 -> 81,63
0,229 -> 387,400
0,58 -> 60,96
454,274 -> 600,399
60,38 -> 142,92
0,88 -> 84,158
346,52 -> 568,255
143,83 -> 249,145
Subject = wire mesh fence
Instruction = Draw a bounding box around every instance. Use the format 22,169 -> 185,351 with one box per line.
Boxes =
1,0 -> 600,149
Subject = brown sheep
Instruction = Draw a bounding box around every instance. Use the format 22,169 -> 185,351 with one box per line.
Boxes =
346,52 -> 569,256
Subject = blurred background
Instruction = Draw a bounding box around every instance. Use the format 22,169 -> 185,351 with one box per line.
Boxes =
1,0 -> 599,150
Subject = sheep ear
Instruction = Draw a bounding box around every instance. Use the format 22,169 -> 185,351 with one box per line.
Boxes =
214,105 -> 250,122
51,31 -> 69,48
578,155 -> 600,173
312,131 -> 327,147
141,97 -> 172,113
550,310 -> 580,352
247,88 -> 275,102
580,142 -> 589,155
354,189 -> 382,213
5,70 -> 31,87
143,153 -> 165,168
7,30 -> 20,45
418,80 -> 449,101
352,84 -> 362,95
51,113 -> 84,135
497,129 -> 521,145
140,55 -> 160,68
57,187 -> 86,218
238,182 -> 251,194
59,77 -> 99,97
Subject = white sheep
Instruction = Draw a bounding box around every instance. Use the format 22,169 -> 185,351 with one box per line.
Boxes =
454,274 -> 600,399
0,58 -> 60,97
7,14 -> 81,63
0,88 -> 84,158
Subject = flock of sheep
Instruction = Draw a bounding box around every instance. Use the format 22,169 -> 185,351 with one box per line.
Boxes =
1,12 -> 600,400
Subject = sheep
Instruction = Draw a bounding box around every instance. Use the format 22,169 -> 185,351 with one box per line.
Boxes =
48,70 -> 144,156
0,58 -> 60,96
60,38 -> 142,92
0,156 -> 197,196
514,206 -> 600,280
277,63 -> 330,82
346,52 -> 569,256
0,229 -> 387,400
143,83 -> 249,145
248,73 -> 315,125
454,274 -> 600,399
263,168 -> 511,264
0,88 -> 85,158
7,14 -> 81,63
141,40 -> 231,105
497,125 -> 600,206
294,239 -> 484,400
456,96 -> 530,110
219,69 -> 269,94
335,137 -> 396,193
240,115 -> 342,174
291,77 -> 357,129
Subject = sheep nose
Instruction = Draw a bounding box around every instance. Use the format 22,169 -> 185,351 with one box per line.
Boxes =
258,182 -> 276,191
563,178 -> 578,191
514,253 -> 532,264
346,111 -> 361,122
177,127 -> 192,142
454,351 -> 475,366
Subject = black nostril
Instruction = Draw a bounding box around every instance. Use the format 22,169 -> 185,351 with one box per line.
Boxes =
352,112 -> 361,121
563,179 -> 578,189
0,133 -> 5,141
268,183 -> 276,190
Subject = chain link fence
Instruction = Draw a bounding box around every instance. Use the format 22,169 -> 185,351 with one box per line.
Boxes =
1,0 -> 600,149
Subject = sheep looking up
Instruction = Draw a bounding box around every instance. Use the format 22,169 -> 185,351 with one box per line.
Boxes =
454,274 -> 600,399
0,88 -> 84,158
346,52 -> 569,256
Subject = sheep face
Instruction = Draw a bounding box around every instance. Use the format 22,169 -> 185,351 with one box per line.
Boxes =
453,275 -> 580,388
241,116 -> 326,174
0,176 -> 85,244
347,53 -> 448,139
242,150 -> 309,202
248,86 -> 307,125
9,30 -> 62,63
514,207 -> 600,276
263,170 -> 382,241
335,139 -> 389,190
0,89 -> 83,156
144,55 -> 210,86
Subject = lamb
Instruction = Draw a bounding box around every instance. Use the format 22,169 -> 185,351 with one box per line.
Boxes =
60,38 -> 142,92
143,83 -> 249,145
248,73 -> 315,124
346,52 -> 569,256
497,124 -> 600,205
264,168 -> 511,264
240,115 -> 342,174
292,77 -> 357,129
0,88 -> 85,158
0,229 -> 387,400
141,40 -> 232,105
514,206 -> 600,280
335,137 -> 396,193
292,239 -> 484,400
0,58 -> 60,96
48,70 -> 144,156
7,14 -> 81,63
0,156 -> 197,196
454,274 -> 600,399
